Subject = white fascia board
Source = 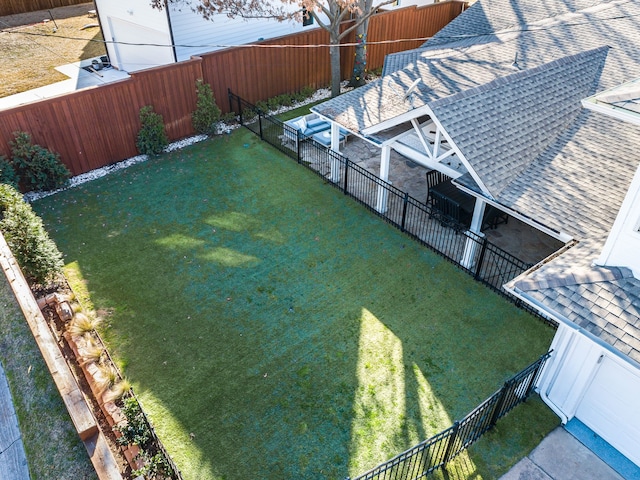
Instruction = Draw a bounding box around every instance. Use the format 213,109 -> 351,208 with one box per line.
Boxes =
454,183 -> 573,242
424,106 -> 493,197
361,105 -> 431,136
312,113 -> 382,148
582,97 -> 640,126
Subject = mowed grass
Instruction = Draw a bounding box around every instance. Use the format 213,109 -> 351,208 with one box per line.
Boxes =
0,278 -> 96,479
33,129 -> 557,480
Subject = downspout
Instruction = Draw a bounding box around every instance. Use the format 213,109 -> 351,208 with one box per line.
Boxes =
505,285 -> 569,424
164,0 -> 178,63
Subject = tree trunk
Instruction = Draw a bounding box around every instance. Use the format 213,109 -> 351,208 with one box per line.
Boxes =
349,17 -> 369,87
330,34 -> 342,97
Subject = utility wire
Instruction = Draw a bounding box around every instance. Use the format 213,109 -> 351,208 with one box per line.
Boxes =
2,8 -> 639,49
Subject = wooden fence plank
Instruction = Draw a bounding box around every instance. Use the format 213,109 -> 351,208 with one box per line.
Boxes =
0,0 -> 90,17
0,2 -> 464,177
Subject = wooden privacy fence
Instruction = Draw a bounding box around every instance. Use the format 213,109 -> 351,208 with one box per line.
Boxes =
0,2 -> 464,176
201,2 -> 467,106
0,0 -> 90,17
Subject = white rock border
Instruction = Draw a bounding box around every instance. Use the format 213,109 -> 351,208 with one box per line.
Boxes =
23,81 -> 362,204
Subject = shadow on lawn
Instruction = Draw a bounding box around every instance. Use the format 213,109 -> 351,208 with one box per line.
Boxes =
36,134 -> 555,480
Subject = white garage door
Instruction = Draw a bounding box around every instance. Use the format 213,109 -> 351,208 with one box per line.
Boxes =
576,356 -> 640,467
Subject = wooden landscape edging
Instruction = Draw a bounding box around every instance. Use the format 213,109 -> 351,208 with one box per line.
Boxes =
0,232 -> 123,480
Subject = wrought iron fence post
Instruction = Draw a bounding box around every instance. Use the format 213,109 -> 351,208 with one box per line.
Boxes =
343,158 -> 350,194
400,192 -> 409,232
442,421 -> 460,465
296,133 -> 302,164
227,88 -> 234,116
489,380 -> 512,429
524,352 -> 550,398
259,112 -> 264,140
474,235 -> 489,280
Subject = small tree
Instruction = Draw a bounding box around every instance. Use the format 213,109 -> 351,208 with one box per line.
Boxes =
0,183 -> 64,287
136,106 -> 169,155
152,0 -> 395,97
9,132 -> 70,192
192,79 -> 222,135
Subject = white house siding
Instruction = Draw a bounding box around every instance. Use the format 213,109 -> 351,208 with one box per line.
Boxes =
95,0 -> 175,72
382,0 -> 436,10
538,324 -> 640,467
597,160 -> 640,278
169,5 -> 322,62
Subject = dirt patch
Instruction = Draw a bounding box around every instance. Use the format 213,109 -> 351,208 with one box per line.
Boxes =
0,3 -> 105,97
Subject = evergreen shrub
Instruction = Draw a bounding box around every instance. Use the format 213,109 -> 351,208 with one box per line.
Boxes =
0,183 -> 64,286
136,106 -> 168,155
191,79 -> 222,135
9,132 -> 70,192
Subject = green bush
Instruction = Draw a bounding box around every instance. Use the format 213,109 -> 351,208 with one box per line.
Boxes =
0,156 -> 19,189
300,85 -> 315,98
115,396 -> 173,478
275,93 -> 293,107
266,96 -> 281,112
255,100 -> 269,114
0,183 -> 64,287
9,132 -> 70,193
191,79 -> 222,135
136,106 -> 168,155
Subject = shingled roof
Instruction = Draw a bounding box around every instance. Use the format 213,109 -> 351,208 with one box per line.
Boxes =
510,248 -> 640,364
429,47 -> 608,198
314,0 -> 640,364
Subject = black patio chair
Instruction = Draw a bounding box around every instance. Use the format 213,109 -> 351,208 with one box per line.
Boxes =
482,206 -> 509,230
426,170 -> 449,205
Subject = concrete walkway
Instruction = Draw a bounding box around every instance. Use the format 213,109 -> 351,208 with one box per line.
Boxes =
0,363 -> 30,480
500,427 -> 625,480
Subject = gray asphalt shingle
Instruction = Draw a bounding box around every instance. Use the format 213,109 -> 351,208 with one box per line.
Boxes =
314,0 -> 640,361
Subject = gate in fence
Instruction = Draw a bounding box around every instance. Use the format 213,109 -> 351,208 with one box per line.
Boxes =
348,351 -> 552,480
228,91 -> 553,323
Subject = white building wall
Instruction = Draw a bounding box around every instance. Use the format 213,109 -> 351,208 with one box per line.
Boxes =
94,0 -> 175,72
382,0 -> 436,10
596,160 -> 640,278
169,4 -> 322,62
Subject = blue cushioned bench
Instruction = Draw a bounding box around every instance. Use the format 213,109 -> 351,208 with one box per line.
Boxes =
283,113 -> 331,147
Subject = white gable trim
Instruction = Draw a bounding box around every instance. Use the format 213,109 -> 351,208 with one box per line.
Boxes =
361,105 -> 432,135
423,106 -> 493,197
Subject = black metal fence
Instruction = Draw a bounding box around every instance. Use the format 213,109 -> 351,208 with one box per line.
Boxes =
348,351 -> 552,480
228,91 -> 551,317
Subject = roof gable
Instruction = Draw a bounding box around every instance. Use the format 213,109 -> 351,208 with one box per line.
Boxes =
429,47 -> 609,198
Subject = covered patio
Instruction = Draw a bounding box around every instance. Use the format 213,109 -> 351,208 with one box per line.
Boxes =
337,135 -> 564,266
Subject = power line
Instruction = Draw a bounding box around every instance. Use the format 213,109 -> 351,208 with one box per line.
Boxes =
1,29 -> 434,48
2,7 -> 638,50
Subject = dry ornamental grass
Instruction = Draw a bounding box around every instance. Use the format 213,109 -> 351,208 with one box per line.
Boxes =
0,3 -> 106,98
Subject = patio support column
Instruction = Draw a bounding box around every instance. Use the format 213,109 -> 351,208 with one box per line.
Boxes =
460,199 -> 486,269
376,145 -> 391,213
330,123 -> 341,183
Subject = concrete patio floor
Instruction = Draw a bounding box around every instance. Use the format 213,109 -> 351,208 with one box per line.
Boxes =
340,137 -> 566,266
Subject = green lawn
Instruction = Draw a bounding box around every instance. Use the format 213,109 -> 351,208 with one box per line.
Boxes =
33,129 -> 557,480
0,278 -> 96,479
